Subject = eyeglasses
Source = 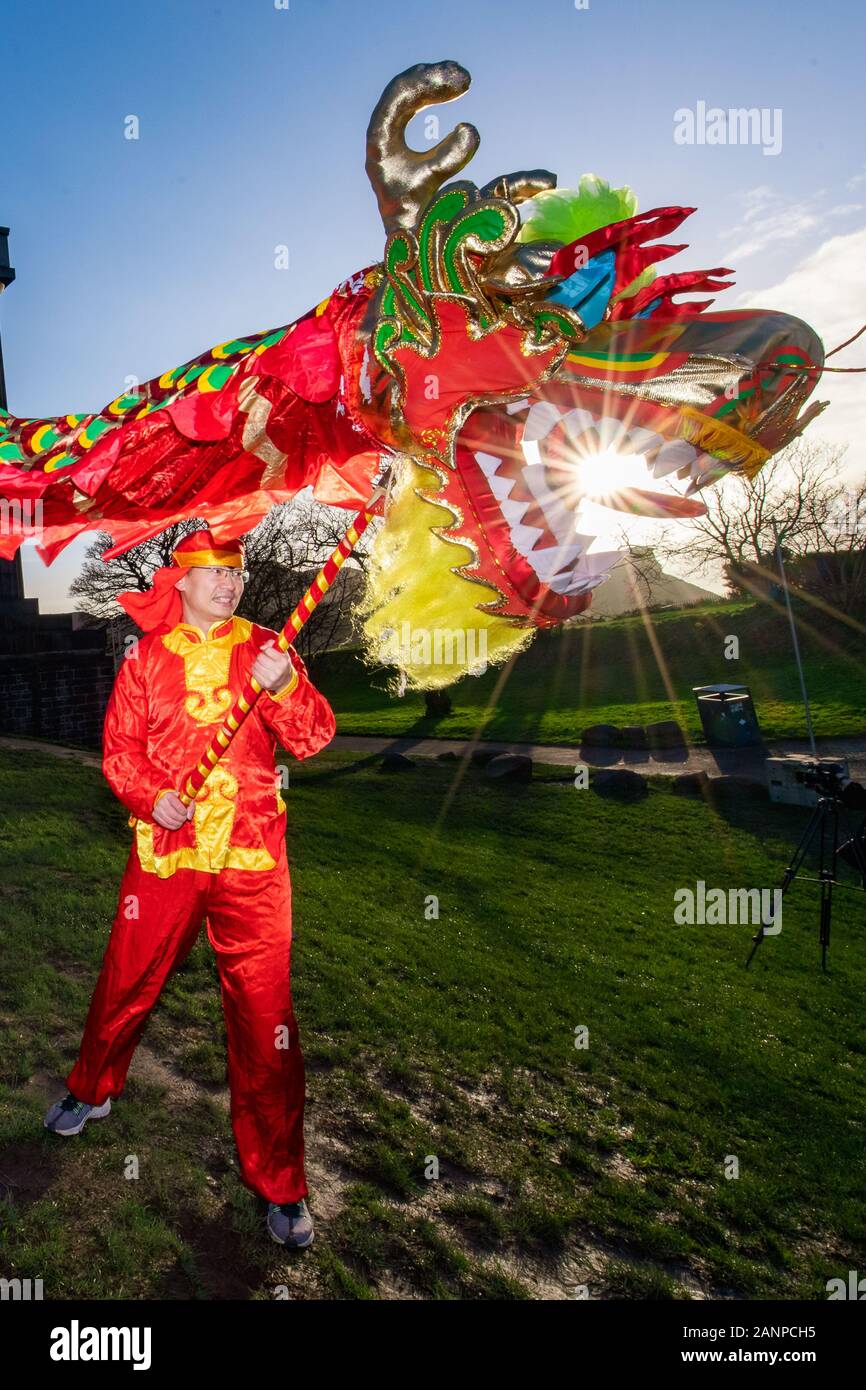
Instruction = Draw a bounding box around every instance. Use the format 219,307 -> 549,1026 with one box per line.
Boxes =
191,565 -> 249,584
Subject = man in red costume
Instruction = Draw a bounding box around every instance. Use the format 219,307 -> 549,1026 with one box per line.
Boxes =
44,529 -> 335,1249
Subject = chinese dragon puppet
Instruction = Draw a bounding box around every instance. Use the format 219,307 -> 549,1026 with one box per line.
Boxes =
0,61 -> 827,688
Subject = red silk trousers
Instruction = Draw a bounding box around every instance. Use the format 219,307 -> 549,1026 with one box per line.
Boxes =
66,837 -> 307,1206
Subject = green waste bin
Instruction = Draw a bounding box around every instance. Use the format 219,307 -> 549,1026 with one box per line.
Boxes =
693,683 -> 763,748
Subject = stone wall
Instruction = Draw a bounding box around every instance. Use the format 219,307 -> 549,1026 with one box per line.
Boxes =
0,649 -> 115,749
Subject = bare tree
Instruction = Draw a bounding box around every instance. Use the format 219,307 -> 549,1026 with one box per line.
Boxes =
650,440 -> 864,598
70,520 -> 206,665
237,496 -> 380,661
70,497 -> 381,661
784,471 -> 866,615
70,521 -> 205,621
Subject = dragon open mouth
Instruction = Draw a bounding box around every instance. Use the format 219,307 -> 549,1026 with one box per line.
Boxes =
455,387 -> 735,619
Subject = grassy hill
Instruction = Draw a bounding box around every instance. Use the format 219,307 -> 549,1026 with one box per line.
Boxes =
1,744 -> 864,1299
316,599 -> 866,745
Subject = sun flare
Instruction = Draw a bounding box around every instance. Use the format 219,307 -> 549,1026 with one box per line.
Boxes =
570,447 -> 659,501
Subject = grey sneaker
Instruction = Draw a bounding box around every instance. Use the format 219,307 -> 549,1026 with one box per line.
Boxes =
267,1198 -> 314,1248
44,1092 -> 112,1136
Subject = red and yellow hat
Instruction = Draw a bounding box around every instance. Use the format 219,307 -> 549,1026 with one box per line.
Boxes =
118,529 -> 246,633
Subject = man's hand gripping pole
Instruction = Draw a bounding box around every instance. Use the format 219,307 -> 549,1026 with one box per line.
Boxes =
177,474 -> 391,806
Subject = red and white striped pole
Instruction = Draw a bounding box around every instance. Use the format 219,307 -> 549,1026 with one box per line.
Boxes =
178,477 -> 388,805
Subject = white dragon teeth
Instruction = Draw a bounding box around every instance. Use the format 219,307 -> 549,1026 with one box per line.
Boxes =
526,542 -> 584,581
574,572 -> 613,593
552,571 -> 596,595
577,549 -> 624,577
475,424 -> 629,592
652,440 -> 696,477
685,455 -> 729,494
488,470 -> 517,503
549,573 -> 581,594
474,451 -> 502,479
573,533 -> 603,554
543,509 -> 577,548
501,497 -> 530,527
510,521 -> 546,556
523,401 -> 564,442
688,451 -> 728,481
519,462 -> 576,544
474,400 -> 704,598
554,557 -> 622,595
558,406 -> 597,441
552,574 -> 593,595
627,427 -> 664,455
473,451 -> 516,501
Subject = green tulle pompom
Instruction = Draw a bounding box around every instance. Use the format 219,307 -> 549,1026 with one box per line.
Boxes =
517,174 -> 656,301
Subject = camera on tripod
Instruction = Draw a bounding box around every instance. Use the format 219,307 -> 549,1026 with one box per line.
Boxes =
746,523 -> 866,969
794,759 -> 866,811
787,760 -> 866,895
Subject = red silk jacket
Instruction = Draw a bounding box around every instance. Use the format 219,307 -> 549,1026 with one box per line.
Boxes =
102,615 -> 336,878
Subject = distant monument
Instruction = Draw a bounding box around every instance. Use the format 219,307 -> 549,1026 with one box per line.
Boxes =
0,227 -> 31,630
589,547 -> 717,618
0,225 -> 113,745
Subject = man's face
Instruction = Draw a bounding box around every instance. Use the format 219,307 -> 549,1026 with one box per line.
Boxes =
176,564 -> 246,627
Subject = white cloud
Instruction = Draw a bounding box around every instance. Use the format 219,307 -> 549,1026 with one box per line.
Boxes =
723,206 -> 819,261
737,225 -> 866,478
720,178 -> 862,261
739,185 -> 776,221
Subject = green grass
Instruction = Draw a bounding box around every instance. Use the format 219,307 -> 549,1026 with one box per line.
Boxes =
317,598 -> 866,745
1,743 -> 865,1299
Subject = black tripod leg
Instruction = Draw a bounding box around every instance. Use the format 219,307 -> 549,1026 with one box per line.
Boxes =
838,806 -> 866,882
819,803 -> 836,972
745,800 -> 825,967
820,875 -> 832,971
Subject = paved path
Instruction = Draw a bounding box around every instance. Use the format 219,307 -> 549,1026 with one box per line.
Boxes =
2,732 -> 864,784
0,736 -> 102,770
330,733 -> 866,784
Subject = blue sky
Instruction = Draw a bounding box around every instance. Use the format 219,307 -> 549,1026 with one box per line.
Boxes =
2,0 -> 864,607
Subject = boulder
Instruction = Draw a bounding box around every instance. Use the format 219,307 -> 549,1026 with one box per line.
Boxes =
379,752 -> 415,772
672,770 -> 711,796
485,753 -> 533,783
582,723 -> 621,747
647,720 -> 686,749
436,750 -> 458,762
618,725 -> 648,750
471,747 -> 499,767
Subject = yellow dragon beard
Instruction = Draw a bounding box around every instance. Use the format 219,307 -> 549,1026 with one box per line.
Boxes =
357,456 -> 535,692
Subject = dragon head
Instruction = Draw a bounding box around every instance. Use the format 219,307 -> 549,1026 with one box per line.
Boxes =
339,62 -> 827,685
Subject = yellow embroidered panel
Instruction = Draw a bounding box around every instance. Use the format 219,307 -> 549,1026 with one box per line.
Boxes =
275,769 -> 287,816
162,616 -> 254,725
132,617 -> 282,877
134,765 -> 277,878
